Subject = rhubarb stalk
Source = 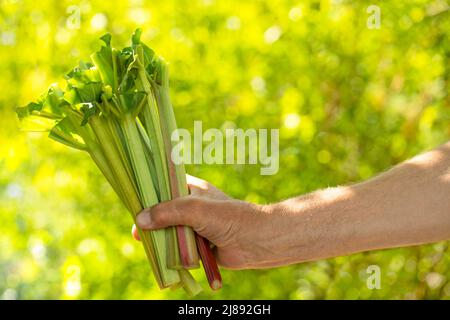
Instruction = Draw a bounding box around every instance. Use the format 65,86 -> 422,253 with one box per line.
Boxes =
154,59 -> 222,289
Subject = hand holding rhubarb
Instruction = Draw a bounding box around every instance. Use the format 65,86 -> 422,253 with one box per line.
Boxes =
135,175 -> 277,270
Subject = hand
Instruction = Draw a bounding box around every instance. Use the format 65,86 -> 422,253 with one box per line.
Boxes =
132,175 -> 275,269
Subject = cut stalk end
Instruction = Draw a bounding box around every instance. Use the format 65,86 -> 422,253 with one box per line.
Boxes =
210,279 -> 222,291
179,269 -> 203,296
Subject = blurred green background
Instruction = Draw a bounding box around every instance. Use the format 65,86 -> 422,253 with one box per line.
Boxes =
1,0 -> 449,299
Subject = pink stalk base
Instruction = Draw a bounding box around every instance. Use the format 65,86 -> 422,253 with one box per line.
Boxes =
176,225 -> 191,267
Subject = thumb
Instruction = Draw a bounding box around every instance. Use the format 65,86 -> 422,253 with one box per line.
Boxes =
136,197 -> 229,240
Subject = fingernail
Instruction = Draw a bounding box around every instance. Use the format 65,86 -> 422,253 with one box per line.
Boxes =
131,225 -> 141,241
136,212 -> 152,228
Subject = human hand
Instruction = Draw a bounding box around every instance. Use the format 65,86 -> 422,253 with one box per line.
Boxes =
132,175 -> 276,269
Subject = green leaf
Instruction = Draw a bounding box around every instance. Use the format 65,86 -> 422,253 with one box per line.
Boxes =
49,117 -> 87,150
76,82 -> 103,103
131,28 -> 142,46
65,63 -> 101,89
100,33 -> 112,46
119,91 -> 147,116
131,29 -> 155,71
16,85 -> 66,130
90,36 -> 115,89
16,101 -> 43,120
17,114 -> 58,132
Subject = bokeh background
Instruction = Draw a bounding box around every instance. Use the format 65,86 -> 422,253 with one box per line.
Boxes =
1,0 -> 450,299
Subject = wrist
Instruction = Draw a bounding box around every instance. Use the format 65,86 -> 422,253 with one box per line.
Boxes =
266,186 -> 362,265
250,200 -> 323,267
244,186 -> 369,268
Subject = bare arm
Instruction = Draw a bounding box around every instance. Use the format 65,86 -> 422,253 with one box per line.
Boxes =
135,142 -> 450,269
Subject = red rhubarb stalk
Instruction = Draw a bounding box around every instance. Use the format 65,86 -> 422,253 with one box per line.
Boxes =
196,234 -> 222,290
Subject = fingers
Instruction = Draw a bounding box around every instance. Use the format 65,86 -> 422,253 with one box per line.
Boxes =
132,224 -> 140,241
186,174 -> 210,194
135,196 -> 234,242
132,175 -> 210,241
186,174 -> 230,200
137,197 -> 209,230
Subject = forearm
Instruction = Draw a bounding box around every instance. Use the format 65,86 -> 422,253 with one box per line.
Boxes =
267,142 -> 450,266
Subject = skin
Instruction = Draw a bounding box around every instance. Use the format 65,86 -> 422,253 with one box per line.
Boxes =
133,141 -> 450,270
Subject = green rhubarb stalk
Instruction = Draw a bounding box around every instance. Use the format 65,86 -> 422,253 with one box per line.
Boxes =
153,60 -> 199,268
106,116 -> 138,190
136,121 -> 159,194
88,115 -> 141,211
138,96 -> 171,199
135,48 -> 182,270
137,119 -> 182,270
179,269 -> 203,297
88,114 -> 167,288
121,113 -> 180,287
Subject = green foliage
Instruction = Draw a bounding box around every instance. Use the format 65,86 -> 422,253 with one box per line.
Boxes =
0,0 -> 449,299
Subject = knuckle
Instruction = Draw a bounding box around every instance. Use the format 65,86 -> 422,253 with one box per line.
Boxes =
178,197 -> 204,224
186,197 -> 204,214
150,204 -> 169,225
149,197 -> 209,228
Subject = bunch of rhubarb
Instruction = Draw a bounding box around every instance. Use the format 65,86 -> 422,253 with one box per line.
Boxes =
16,30 -> 221,295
